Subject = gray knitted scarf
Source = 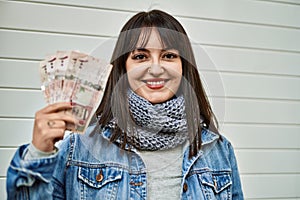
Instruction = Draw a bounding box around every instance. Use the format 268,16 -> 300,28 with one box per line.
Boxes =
124,90 -> 188,151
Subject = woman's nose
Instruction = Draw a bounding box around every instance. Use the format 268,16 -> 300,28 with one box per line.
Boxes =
148,63 -> 164,75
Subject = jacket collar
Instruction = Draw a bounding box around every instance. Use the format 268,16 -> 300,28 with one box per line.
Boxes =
201,128 -> 220,146
181,128 -> 220,177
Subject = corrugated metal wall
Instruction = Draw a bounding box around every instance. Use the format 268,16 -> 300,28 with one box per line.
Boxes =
1,0 -> 299,199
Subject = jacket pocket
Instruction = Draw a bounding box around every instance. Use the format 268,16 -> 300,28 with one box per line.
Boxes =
78,166 -> 123,189
200,172 -> 232,194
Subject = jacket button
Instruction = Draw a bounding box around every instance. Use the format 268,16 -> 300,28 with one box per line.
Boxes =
130,181 -> 143,186
96,171 -> 103,182
183,183 -> 188,192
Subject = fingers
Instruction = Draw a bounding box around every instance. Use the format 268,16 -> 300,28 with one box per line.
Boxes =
32,102 -> 77,152
45,120 -> 76,131
46,120 -> 65,129
45,112 -> 77,125
39,102 -> 72,114
35,102 -> 77,127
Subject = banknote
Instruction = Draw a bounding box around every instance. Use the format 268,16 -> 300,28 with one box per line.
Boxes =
39,51 -> 113,133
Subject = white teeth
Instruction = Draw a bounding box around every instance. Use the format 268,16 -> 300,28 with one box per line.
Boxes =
147,81 -> 164,85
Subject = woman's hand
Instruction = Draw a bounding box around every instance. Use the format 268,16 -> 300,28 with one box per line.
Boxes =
32,102 -> 77,152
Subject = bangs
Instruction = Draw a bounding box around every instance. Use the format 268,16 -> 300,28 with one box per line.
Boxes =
156,27 -> 185,51
135,27 -> 154,49
126,27 -> 185,53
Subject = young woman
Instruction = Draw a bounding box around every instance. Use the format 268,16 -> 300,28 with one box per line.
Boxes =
7,10 -> 244,199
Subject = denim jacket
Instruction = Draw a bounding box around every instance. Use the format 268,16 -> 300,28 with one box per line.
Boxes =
7,125 -> 244,199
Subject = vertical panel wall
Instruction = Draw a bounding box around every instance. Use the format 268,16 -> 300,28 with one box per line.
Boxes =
0,0 -> 299,199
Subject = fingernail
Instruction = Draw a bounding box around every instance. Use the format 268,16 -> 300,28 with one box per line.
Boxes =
79,120 -> 85,125
70,100 -> 76,106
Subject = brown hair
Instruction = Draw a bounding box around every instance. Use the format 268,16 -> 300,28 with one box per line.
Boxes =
96,10 -> 219,158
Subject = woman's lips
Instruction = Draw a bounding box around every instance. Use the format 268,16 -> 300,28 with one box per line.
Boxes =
143,79 -> 168,89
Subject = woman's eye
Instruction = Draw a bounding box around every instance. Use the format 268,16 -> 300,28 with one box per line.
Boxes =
163,53 -> 178,59
132,54 -> 147,60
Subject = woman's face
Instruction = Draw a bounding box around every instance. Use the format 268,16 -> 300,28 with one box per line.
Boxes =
126,28 -> 182,104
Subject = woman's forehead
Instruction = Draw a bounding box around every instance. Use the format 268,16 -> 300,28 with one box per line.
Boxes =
136,28 -> 165,49
124,27 -> 183,53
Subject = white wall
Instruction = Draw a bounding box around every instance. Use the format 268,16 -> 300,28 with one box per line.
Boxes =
0,0 -> 299,199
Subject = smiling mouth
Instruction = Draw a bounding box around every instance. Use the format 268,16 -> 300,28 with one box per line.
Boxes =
143,79 -> 168,89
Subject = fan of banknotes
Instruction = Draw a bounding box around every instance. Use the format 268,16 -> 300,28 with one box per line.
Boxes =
39,51 -> 113,133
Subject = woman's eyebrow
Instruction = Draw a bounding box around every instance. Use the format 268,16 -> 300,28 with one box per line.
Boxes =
134,48 -> 149,53
133,48 -> 176,52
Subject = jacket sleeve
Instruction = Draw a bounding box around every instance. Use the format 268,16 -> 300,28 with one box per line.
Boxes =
6,137 -> 70,200
227,141 -> 244,199
6,144 -> 59,199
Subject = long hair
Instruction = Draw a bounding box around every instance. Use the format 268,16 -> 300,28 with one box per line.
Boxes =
96,10 -> 219,158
